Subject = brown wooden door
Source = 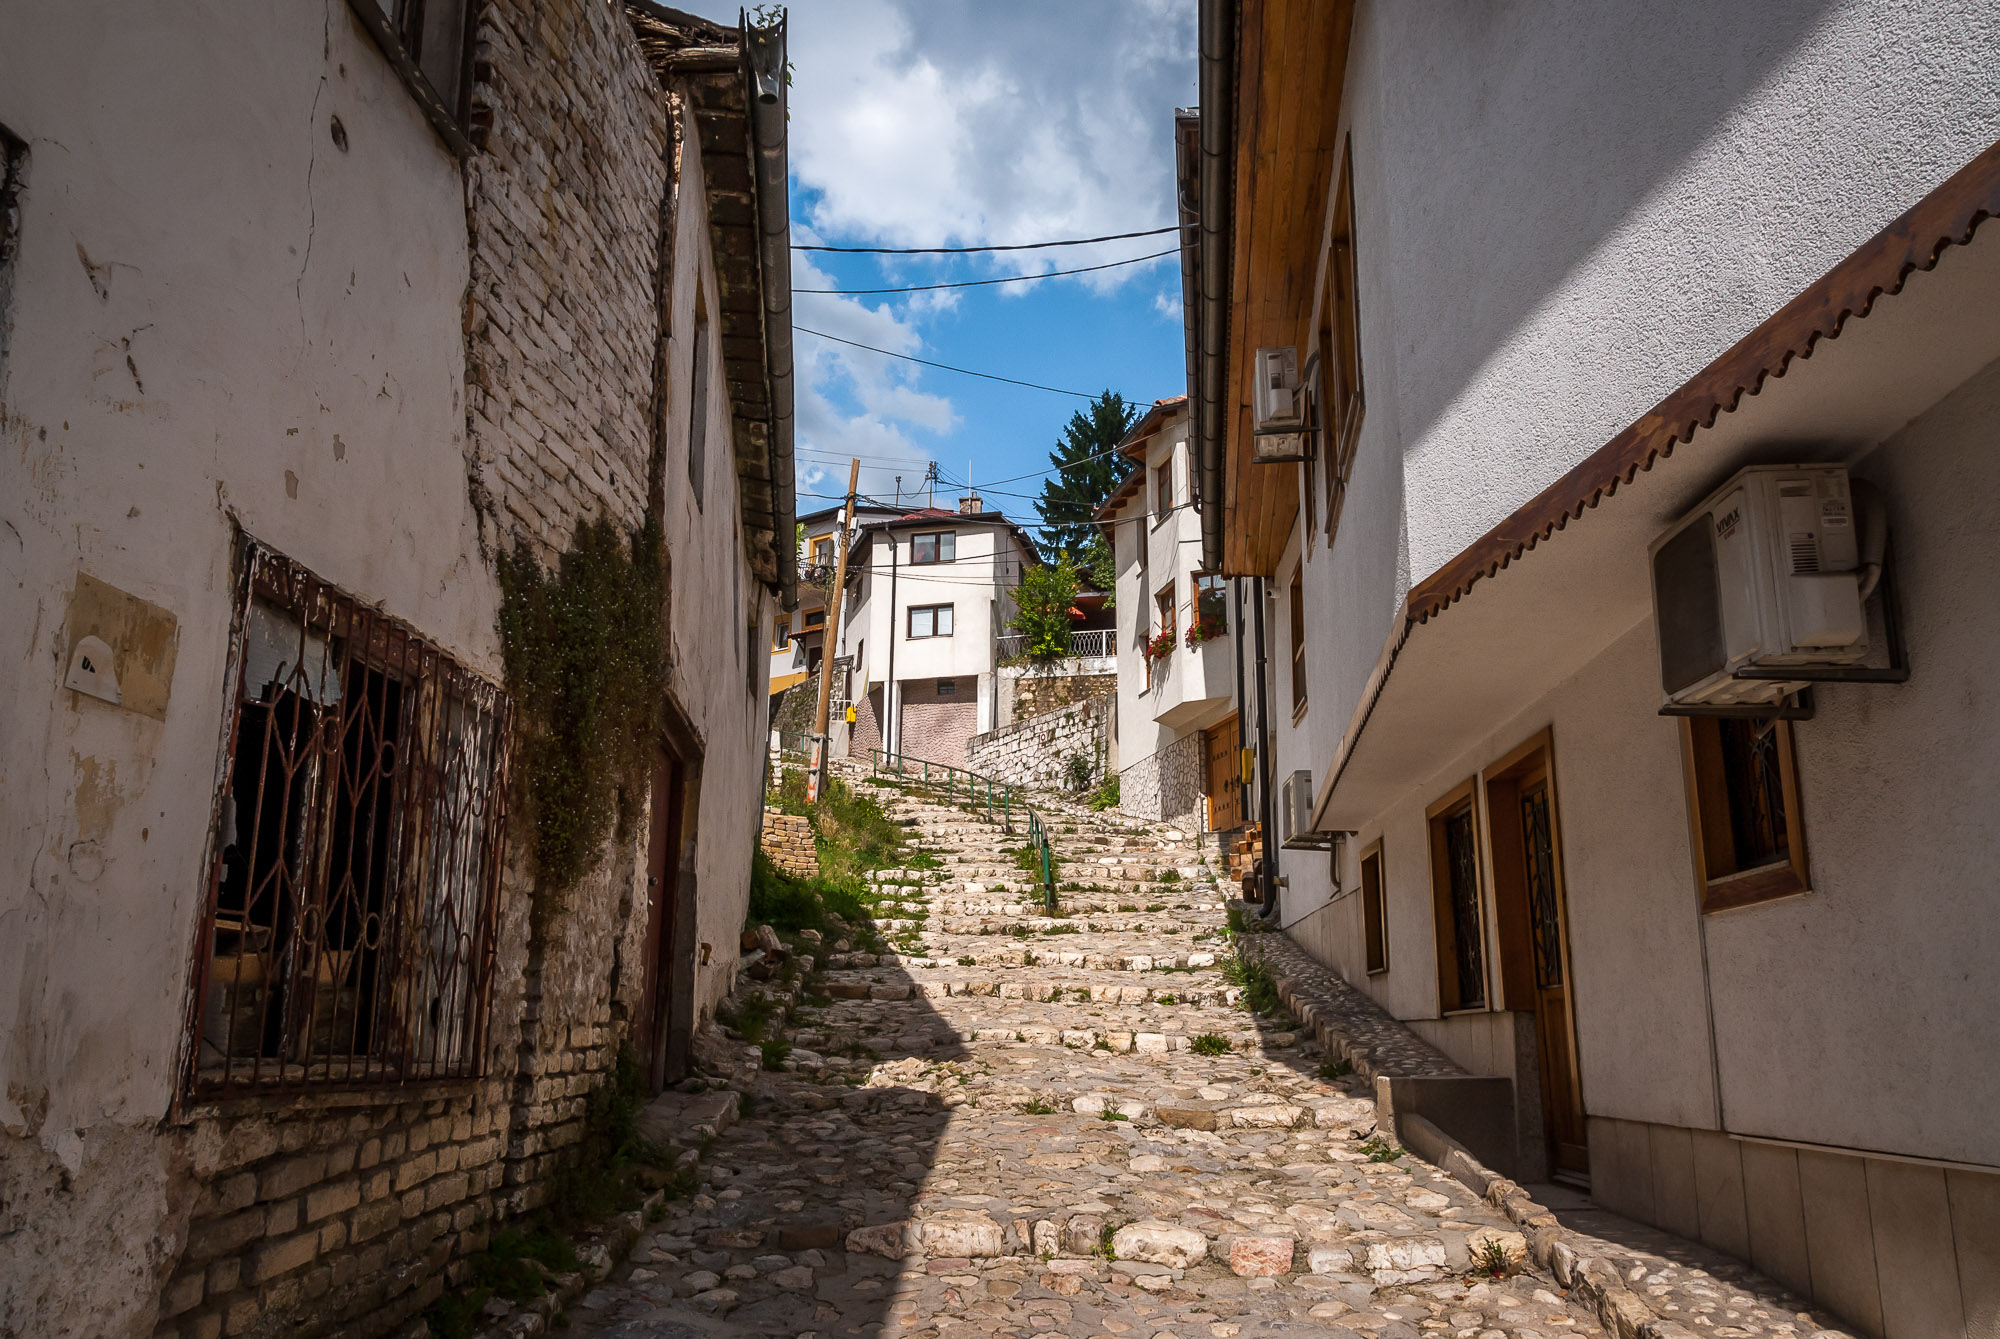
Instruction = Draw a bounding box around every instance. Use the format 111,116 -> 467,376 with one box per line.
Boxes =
1204,718 -> 1243,831
1486,734 -> 1588,1182
638,749 -> 687,1093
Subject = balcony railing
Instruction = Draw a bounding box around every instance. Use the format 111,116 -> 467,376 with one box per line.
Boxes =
995,628 -> 1115,664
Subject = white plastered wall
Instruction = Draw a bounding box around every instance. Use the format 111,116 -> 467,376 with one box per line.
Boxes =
660,101 -> 774,1024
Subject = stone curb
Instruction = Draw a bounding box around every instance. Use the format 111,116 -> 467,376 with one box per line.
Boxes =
1397,1112 -> 1700,1339
457,1189 -> 668,1339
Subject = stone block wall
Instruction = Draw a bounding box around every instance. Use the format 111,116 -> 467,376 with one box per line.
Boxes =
849,685 -> 884,758
761,810 -> 819,878
159,1080 -> 514,1339
965,696 -> 1111,796
1010,669 -> 1115,723
1120,730 -> 1206,831
896,676 -> 979,769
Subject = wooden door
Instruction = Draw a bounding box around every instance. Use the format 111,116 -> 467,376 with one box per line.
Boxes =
1486,733 -> 1588,1182
1204,718 -> 1243,831
638,749 -> 687,1093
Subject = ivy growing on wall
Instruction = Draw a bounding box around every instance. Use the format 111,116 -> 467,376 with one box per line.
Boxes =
497,517 -> 666,912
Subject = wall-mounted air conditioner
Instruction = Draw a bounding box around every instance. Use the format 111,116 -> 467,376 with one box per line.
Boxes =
1650,463 -> 1902,712
1279,768 -> 1332,849
1252,347 -> 1311,463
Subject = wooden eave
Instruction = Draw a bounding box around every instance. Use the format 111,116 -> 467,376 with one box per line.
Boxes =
628,3 -> 789,586
1221,0 -> 1354,577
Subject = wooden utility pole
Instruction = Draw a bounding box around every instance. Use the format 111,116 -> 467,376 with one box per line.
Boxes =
807,458 -> 860,803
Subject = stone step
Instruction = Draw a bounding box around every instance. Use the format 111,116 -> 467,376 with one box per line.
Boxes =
823,948 -> 1222,972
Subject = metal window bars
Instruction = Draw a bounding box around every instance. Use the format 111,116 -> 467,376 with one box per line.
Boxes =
185,541 -> 511,1095
868,748 -> 1059,914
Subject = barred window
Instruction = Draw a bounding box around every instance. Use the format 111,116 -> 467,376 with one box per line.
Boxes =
190,542 -> 510,1094
344,0 -> 476,155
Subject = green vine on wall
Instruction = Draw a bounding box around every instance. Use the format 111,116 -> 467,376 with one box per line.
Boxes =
497,517 -> 666,913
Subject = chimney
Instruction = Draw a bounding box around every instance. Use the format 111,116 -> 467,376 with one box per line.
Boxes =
958,493 -> 983,515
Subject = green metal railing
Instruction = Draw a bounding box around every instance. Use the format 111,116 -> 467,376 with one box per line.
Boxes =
868,748 -> 1058,914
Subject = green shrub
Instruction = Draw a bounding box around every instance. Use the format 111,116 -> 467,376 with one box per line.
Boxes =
496,518 -> 665,915
1189,1033 -> 1230,1056
759,1038 -> 791,1070
1087,772 -> 1120,811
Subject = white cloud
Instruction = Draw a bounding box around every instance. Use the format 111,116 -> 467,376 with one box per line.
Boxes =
776,1 -> 1196,503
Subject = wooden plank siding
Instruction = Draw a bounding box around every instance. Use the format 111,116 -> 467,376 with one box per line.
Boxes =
1222,0 -> 1354,577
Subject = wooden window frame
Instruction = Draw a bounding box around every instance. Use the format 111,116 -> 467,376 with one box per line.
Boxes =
809,534 -> 836,568
1288,566 -> 1307,720
1425,778 -> 1490,1015
1153,455 -> 1174,525
344,0 -> 478,158
770,614 -> 791,651
801,608 -> 825,630
1360,839 -> 1388,976
1679,716 -> 1811,913
911,531 -> 956,565
906,603 -> 954,639
1319,134 -> 1364,549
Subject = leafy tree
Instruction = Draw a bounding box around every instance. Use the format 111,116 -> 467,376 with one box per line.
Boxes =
1083,532 -> 1116,609
1035,391 -> 1136,556
1010,551 -> 1083,666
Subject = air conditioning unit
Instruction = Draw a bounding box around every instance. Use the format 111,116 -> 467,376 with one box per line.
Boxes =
1279,768 -> 1331,849
1650,464 -> 1873,710
1252,346 -> 1310,463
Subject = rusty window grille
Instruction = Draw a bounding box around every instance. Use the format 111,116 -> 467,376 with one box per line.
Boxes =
187,541 -> 511,1095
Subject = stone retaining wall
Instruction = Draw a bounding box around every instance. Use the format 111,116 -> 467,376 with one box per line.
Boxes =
761,810 -> 819,878
965,696 -> 1111,796
1009,670 -> 1115,722
1119,730 -> 1205,831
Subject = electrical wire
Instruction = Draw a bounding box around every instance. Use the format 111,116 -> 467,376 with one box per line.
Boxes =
794,225 -> 1178,255
796,326 -> 1101,399
796,248 -> 1179,295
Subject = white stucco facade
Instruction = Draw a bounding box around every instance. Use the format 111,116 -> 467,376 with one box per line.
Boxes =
1210,3 -> 2000,1333
1106,401 -> 1240,831
837,507 -> 1034,764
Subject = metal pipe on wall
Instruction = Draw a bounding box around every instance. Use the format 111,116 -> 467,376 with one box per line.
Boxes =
1193,0 -> 1236,574
1251,576 -> 1279,919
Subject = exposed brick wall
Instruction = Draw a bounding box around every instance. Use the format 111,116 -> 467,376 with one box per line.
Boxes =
463,0 -> 667,565
1010,670 -> 1116,722
760,810 -> 819,878
896,676 -> 979,769
461,0 -> 664,1229
849,685 -> 884,758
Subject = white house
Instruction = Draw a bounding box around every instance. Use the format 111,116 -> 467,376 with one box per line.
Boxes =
1099,397 -> 1245,832
0,4 -> 792,1333
1184,2 -> 2000,1335
837,497 -> 1040,769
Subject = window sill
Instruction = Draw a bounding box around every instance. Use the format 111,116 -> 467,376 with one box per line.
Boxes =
1700,862 -> 1811,914
1366,966 -> 1390,978
343,0 -> 475,160
1291,701 -> 1309,725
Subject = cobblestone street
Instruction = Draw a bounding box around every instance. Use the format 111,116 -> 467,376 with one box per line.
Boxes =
562,769 -> 1616,1339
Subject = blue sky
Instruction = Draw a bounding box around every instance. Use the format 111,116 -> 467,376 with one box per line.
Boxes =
769,0 -> 1198,529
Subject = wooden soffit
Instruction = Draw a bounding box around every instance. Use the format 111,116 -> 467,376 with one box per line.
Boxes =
1222,0 -> 1355,577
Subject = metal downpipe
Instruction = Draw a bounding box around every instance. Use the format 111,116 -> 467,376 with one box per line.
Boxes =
1194,0 -> 1236,575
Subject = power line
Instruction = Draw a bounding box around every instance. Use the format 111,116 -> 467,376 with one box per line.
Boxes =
794,225 -> 1178,256
796,326 -> 1100,398
796,248 -> 1179,296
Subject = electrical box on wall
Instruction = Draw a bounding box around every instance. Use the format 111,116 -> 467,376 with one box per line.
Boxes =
1251,346 -> 1311,463
1650,463 -> 1906,713
1280,768 -> 1332,849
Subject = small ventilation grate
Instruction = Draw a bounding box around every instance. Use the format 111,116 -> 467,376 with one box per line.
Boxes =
1789,534 -> 1820,573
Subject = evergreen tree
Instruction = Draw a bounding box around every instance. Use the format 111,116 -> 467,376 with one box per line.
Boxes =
1035,391 -> 1136,557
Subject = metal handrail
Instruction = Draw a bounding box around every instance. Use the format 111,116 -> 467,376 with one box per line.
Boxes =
995,628 -> 1116,663
868,748 -> 1059,914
